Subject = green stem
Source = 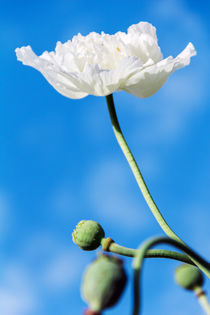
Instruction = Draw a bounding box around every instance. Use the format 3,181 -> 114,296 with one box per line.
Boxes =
105,94 -> 210,277
194,286 -> 210,315
132,236 -> 210,315
106,241 -> 194,265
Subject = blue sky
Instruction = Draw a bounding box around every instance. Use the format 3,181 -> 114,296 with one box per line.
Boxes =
1,0 -> 210,314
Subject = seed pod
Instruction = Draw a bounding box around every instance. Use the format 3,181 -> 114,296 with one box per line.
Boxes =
81,254 -> 127,312
175,264 -> 204,291
72,220 -> 105,251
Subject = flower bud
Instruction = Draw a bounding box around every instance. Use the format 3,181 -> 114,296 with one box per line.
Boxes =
81,254 -> 127,312
72,220 -> 105,251
175,264 -> 204,291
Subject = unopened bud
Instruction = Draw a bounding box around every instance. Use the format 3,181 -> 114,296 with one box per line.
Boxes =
72,220 -> 105,251
175,264 -> 204,291
81,254 -> 127,312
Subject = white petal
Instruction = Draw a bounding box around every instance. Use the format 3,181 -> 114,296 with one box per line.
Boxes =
15,46 -> 88,99
125,22 -> 163,64
172,42 -> 197,71
69,57 -> 143,97
123,43 -> 196,98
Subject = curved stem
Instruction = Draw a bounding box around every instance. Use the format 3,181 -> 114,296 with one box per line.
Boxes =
132,236 -> 210,315
105,94 -> 210,278
106,241 -> 194,265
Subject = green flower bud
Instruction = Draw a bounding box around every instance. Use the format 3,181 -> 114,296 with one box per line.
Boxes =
81,254 -> 127,312
175,264 -> 204,291
72,220 -> 105,251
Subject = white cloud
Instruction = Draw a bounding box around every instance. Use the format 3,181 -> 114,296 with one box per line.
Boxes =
115,68 -> 204,147
0,264 -> 38,315
0,230 -> 91,315
151,0 -> 204,35
0,290 -> 35,315
42,249 -> 84,291
148,79 -> 203,142
21,232 -> 89,292
85,159 -> 150,231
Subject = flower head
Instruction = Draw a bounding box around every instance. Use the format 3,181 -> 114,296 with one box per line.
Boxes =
16,22 -> 196,99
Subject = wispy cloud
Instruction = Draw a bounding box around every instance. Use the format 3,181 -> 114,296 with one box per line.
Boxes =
151,0 -> 205,36
21,231 -> 89,289
116,63 -> 204,145
85,159 -> 151,232
42,248 -> 84,291
0,264 -> 38,315
0,231 -> 90,314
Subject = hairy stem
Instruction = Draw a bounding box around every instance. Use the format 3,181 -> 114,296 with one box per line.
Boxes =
105,94 -> 210,277
103,240 -> 194,264
132,237 -> 210,315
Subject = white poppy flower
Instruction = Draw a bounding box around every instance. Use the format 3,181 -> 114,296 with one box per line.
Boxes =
16,22 -> 196,99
